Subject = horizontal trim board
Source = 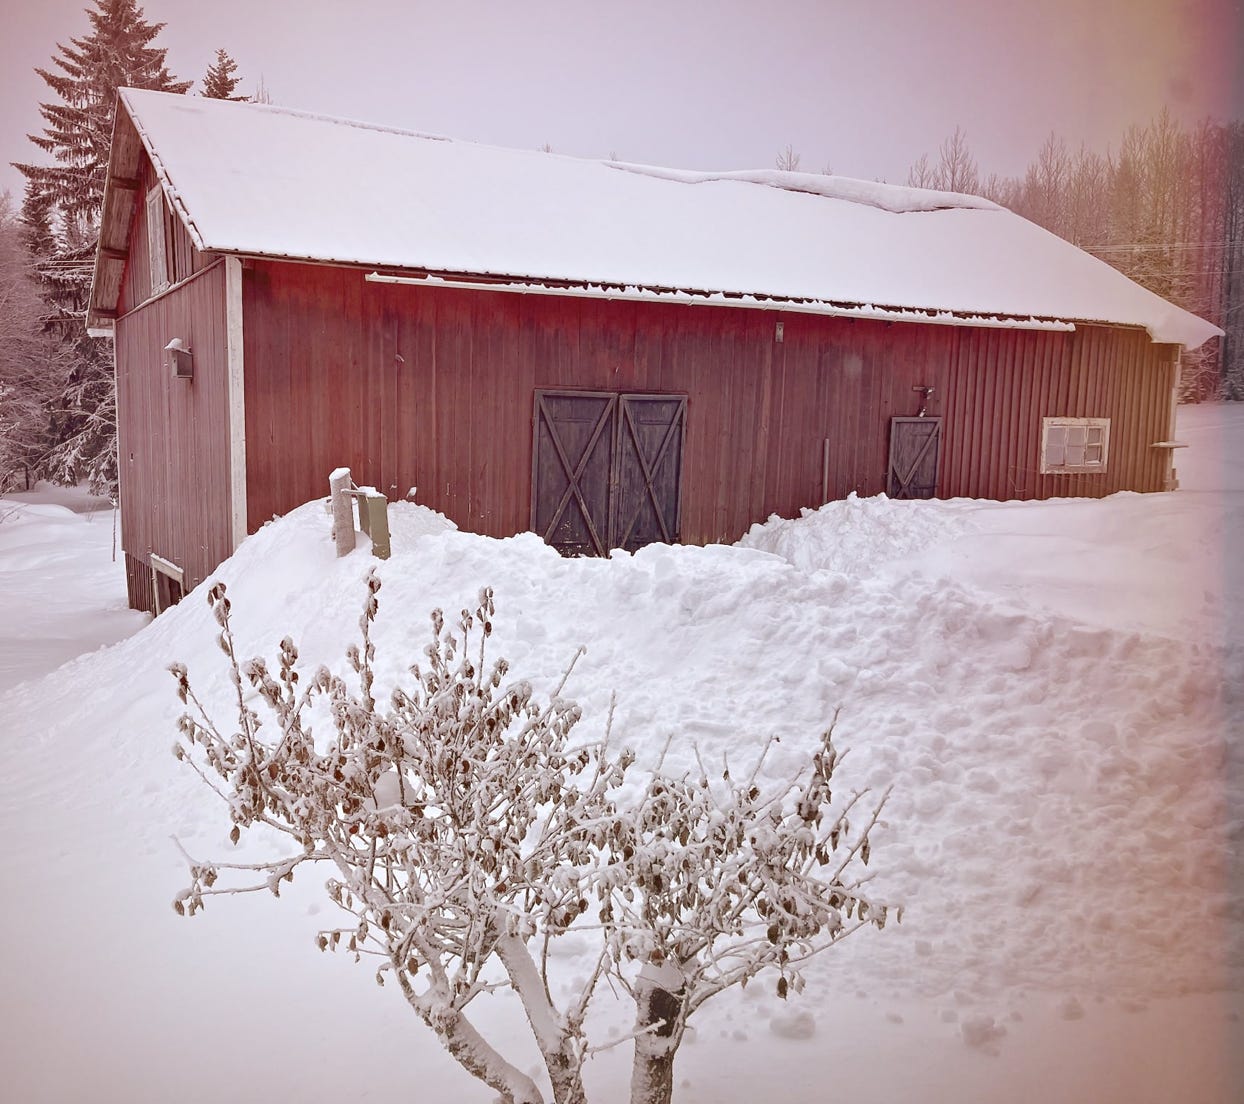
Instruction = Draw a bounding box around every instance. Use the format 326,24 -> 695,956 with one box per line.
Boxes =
115,256 -> 226,324
150,552 -> 185,585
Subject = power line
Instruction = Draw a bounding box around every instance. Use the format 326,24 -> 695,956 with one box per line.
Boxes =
1084,241 -> 1243,252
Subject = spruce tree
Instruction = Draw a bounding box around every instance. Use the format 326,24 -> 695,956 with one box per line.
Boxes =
18,184 -> 57,274
13,0 -> 190,493
0,198 -> 61,491
202,48 -> 247,101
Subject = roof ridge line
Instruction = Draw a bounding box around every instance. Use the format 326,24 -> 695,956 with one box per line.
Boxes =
120,86 -> 455,146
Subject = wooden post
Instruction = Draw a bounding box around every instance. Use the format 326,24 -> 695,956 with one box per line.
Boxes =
363,492 -> 391,559
1166,353 -> 1182,491
329,467 -> 355,557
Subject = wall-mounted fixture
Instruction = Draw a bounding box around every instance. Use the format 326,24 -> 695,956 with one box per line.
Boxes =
912,384 -> 935,417
165,336 -> 193,379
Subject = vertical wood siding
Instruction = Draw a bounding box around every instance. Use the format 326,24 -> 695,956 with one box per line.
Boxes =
241,260 -> 1176,547
115,260 -> 233,612
123,552 -> 153,613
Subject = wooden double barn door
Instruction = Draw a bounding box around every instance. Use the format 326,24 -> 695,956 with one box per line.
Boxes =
532,390 -> 687,556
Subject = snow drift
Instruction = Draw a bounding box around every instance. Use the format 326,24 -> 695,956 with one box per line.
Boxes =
0,405 -> 1240,1103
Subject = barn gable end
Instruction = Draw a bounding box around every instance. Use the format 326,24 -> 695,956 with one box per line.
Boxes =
97,120 -> 234,610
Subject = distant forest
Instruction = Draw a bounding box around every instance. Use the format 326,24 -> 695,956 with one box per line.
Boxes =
903,113 -> 1244,401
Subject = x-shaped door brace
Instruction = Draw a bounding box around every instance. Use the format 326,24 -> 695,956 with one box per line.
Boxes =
537,394 -> 615,556
615,400 -> 684,546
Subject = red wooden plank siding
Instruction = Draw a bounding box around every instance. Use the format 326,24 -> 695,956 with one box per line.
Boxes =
115,259 -> 233,610
240,260 -> 1178,547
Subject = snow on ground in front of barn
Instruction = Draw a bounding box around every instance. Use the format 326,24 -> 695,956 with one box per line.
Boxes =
0,484 -> 147,691
0,404 -> 1241,1103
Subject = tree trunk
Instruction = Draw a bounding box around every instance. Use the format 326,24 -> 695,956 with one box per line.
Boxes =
630,1036 -> 677,1104
629,963 -> 685,1104
545,1048 -> 587,1104
493,928 -> 587,1104
433,1008 -> 546,1104
395,970 -> 545,1104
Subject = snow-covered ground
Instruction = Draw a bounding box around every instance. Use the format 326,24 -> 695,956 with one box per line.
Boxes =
1,403 -> 1240,1103
0,484 -> 145,691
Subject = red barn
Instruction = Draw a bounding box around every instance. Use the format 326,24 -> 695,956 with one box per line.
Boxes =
88,90 -> 1219,613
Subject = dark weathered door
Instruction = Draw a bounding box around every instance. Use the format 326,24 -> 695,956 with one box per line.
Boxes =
613,395 -> 686,551
887,417 -> 942,499
532,390 -> 686,555
532,391 -> 617,556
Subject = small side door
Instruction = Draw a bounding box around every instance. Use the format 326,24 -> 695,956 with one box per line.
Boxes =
887,416 -> 942,499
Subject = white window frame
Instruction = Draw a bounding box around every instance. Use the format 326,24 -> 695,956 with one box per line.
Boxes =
1040,416 -> 1110,475
146,186 -> 169,295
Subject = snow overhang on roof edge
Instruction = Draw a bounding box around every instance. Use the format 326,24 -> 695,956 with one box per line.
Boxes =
364,271 -> 1079,332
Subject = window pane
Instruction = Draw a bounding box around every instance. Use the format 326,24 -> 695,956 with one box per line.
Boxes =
1066,441 -> 1086,465
1085,444 -> 1103,464
146,189 -> 167,292
1045,425 -> 1066,467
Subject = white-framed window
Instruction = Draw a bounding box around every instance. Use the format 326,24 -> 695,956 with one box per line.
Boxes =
146,186 -> 168,295
1040,417 -> 1110,475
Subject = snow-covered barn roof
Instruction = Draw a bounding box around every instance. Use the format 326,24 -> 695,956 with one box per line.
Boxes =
89,88 -> 1220,348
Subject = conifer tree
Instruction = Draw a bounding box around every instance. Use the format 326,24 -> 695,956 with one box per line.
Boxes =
18,0 -> 190,260
13,0 -> 189,493
18,185 -> 56,275
0,196 -> 61,491
201,48 -> 247,101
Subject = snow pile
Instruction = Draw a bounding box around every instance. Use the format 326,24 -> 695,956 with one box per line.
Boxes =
0,405 -> 1241,1103
738,491 -> 975,575
605,163 -> 1001,214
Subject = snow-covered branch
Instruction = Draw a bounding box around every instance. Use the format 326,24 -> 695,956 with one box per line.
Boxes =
171,573 -> 897,1104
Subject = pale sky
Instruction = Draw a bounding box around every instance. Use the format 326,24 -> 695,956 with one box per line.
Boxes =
2,0 -> 1241,206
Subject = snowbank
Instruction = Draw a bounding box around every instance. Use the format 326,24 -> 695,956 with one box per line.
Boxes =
738,490 -> 974,574
0,405 -> 1240,1103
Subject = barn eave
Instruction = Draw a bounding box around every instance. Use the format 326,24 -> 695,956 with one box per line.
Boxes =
87,96 -> 208,332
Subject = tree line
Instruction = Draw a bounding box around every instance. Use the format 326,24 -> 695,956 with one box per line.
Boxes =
1,0 -> 250,494
903,117 -> 1244,400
